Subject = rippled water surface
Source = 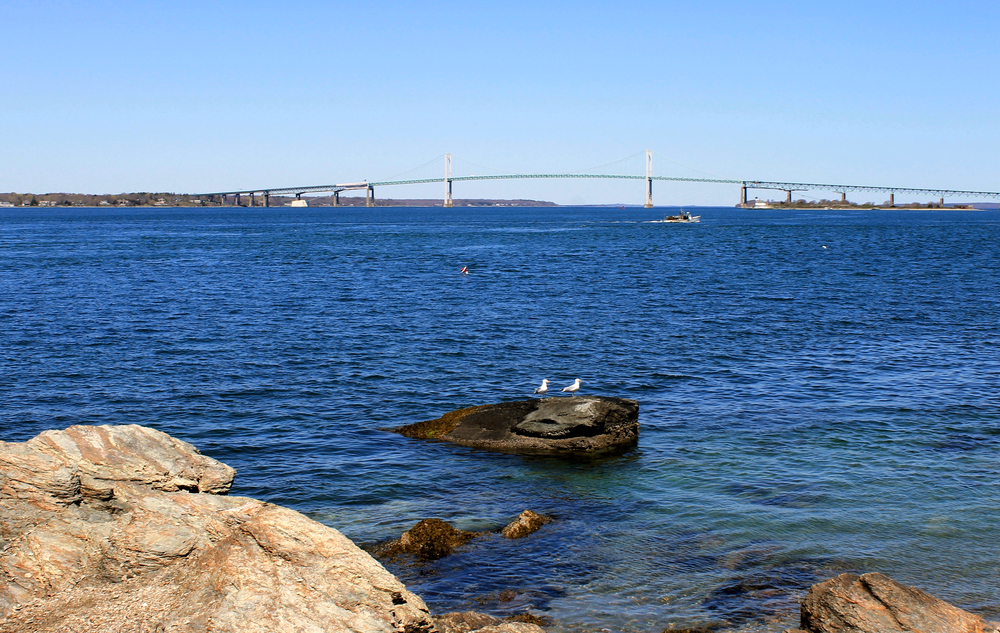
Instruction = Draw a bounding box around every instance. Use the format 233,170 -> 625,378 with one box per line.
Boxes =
2,206 -> 999,631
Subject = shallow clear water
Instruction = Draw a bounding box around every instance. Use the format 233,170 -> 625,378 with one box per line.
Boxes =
2,206 -> 998,631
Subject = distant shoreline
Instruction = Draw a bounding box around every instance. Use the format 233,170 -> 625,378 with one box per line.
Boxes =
2,193 -> 995,210
0,192 -> 558,208
738,202 -> 986,210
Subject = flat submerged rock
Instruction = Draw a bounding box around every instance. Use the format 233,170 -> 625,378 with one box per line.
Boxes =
393,396 -> 639,455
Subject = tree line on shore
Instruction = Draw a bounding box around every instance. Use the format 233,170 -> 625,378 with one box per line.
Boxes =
0,192 -> 208,207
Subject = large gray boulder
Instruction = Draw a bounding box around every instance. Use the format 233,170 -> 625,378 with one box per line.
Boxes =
790,572 -> 1000,633
0,425 -> 543,633
393,396 -> 639,454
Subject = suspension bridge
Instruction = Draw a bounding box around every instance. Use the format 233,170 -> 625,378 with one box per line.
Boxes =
198,151 -> 1000,208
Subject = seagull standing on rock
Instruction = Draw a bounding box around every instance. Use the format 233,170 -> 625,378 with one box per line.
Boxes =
561,378 -> 582,395
534,379 -> 550,395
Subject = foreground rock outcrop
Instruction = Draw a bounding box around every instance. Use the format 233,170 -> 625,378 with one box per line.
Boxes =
393,396 -> 639,454
789,572 -> 999,633
0,425 -> 542,633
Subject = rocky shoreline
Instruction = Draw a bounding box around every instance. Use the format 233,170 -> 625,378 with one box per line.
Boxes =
2,424 -> 996,632
0,425 -> 542,633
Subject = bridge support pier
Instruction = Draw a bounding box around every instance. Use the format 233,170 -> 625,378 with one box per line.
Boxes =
236,193 -> 241,207
366,186 -> 375,207
785,190 -> 792,203
265,192 -> 270,207
889,193 -> 894,207
333,191 -> 339,206
644,150 -> 653,208
939,197 -> 944,206
250,193 -> 256,207
444,154 -> 454,207
840,192 -> 846,203
741,184 -> 748,206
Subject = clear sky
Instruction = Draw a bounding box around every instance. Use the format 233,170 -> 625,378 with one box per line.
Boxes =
3,0 -> 998,205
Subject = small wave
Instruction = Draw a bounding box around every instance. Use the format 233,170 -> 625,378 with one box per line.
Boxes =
751,295 -> 795,302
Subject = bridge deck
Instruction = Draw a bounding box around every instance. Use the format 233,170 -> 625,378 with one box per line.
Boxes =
199,173 -> 1000,200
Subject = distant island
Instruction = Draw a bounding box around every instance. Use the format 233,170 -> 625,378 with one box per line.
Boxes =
739,197 -> 976,210
0,192 -> 557,208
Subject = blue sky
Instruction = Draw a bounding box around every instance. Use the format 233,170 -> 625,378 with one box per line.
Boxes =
3,0 -> 998,205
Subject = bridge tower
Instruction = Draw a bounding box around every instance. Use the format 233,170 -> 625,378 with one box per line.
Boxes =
444,154 -> 454,207
644,150 -> 653,208
645,149 -> 653,209
366,186 -> 375,207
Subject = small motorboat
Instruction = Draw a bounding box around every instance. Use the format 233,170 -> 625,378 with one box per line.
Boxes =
652,209 -> 701,223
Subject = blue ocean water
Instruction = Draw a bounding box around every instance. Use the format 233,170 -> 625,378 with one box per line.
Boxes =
1,206 -> 999,632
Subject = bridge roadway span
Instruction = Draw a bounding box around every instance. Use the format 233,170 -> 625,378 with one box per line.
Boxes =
200,159 -> 1000,208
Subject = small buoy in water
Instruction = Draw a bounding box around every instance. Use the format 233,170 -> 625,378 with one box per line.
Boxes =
822,245 -> 828,249
460,266 -> 468,275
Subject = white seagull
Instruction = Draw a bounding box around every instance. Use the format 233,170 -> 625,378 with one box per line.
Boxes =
561,378 -> 582,395
534,379 -> 550,395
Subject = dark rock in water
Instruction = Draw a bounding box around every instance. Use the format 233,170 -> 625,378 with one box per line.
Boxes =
376,518 -> 478,561
702,556 -> 835,629
375,510 -> 554,562
497,589 -> 520,603
501,510 -> 552,539
507,612 -> 553,626
797,572 -> 1000,633
393,396 -> 639,455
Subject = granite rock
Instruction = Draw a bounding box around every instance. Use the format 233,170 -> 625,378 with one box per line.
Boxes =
796,572 -> 1000,633
0,425 -> 435,633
